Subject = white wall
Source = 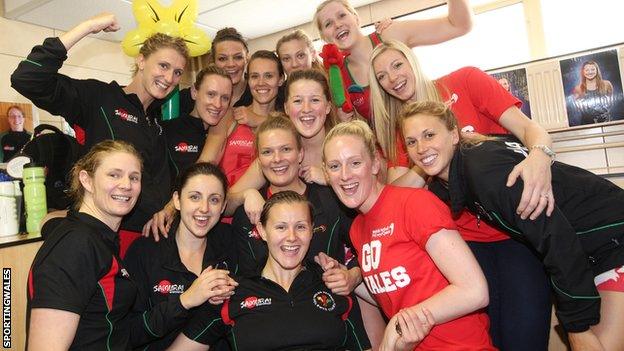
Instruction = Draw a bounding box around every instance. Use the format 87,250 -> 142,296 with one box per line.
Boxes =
0,16 -> 134,131
247,0 -> 445,52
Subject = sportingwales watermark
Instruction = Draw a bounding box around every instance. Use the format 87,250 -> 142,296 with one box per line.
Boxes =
2,268 -> 10,348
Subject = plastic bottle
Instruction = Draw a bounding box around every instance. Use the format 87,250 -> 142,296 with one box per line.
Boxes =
0,181 -> 19,237
23,164 -> 47,234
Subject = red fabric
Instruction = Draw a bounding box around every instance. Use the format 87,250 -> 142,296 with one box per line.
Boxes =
72,124 -> 86,145
218,124 -> 255,186
387,67 -> 520,243
437,66 -> 520,135
119,229 -> 142,259
341,295 -> 353,321
454,210 -> 509,242
350,186 -> 494,350
389,66 -> 521,169
338,33 -> 384,120
28,267 -> 34,299
595,266 -> 624,292
97,257 -> 119,311
221,298 -> 234,326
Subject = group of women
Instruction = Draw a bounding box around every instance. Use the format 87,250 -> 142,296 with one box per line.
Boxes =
13,0 -> 624,350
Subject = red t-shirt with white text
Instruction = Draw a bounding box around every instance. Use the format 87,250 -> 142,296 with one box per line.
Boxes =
350,186 -> 494,350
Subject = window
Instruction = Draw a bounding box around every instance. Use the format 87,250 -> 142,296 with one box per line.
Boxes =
541,0 -> 624,56
404,3 -> 530,78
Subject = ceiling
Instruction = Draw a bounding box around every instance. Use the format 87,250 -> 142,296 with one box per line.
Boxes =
3,0 -> 381,42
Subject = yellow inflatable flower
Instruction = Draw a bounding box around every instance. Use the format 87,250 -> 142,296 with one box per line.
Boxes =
122,0 -> 210,57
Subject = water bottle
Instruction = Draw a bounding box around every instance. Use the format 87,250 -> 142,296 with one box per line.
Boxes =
23,163 -> 47,234
0,181 -> 19,237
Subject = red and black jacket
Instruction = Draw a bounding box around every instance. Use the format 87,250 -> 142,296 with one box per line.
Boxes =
27,212 -> 137,350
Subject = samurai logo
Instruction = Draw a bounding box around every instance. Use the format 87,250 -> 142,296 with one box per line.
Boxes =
313,291 -> 336,312
240,296 -> 272,309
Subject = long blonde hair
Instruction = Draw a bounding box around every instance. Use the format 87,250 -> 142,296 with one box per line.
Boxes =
369,40 -> 440,163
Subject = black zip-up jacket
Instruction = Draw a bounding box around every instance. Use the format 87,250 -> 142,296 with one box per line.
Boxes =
161,113 -> 207,182
124,219 -> 237,350
429,139 -> 624,333
11,37 -> 171,231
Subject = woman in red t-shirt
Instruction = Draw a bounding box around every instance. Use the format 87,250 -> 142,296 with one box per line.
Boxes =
323,120 -> 494,350
369,40 -> 553,350
312,0 -> 472,121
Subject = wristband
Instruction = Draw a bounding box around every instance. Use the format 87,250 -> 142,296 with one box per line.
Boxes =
530,145 -> 556,164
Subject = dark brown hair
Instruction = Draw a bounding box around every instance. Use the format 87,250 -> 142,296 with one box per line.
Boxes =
259,190 -> 313,226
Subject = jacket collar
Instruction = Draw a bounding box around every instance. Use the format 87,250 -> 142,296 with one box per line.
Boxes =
72,210 -> 120,255
429,149 -> 469,218
159,218 -> 230,274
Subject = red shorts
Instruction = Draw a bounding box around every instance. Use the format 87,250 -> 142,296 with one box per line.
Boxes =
595,265 -> 624,292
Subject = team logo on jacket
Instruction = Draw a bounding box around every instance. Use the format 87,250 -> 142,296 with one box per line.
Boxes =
153,280 -> 185,295
372,223 -> 394,238
115,108 -> 139,124
248,226 -> 261,239
174,142 -> 199,153
240,296 -> 272,309
313,291 -> 336,311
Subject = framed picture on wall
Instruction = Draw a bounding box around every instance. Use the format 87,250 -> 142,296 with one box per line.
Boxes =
0,102 -> 34,162
490,68 -> 531,118
560,49 -> 624,126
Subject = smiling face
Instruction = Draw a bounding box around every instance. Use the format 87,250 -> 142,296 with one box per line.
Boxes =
324,135 -> 380,213
7,107 -> 25,132
373,48 -> 416,102
583,63 -> 598,81
137,47 -> 186,101
248,58 -> 283,105
174,174 -> 225,239
278,39 -> 314,76
285,79 -> 330,139
498,78 -> 510,91
80,151 -> 142,229
191,74 -> 232,128
258,201 -> 312,272
213,40 -> 248,86
402,114 -> 459,181
316,1 -> 360,50
258,128 -> 303,191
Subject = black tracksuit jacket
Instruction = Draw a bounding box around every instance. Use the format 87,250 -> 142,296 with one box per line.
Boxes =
11,37 -> 171,231
429,139 -> 624,333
